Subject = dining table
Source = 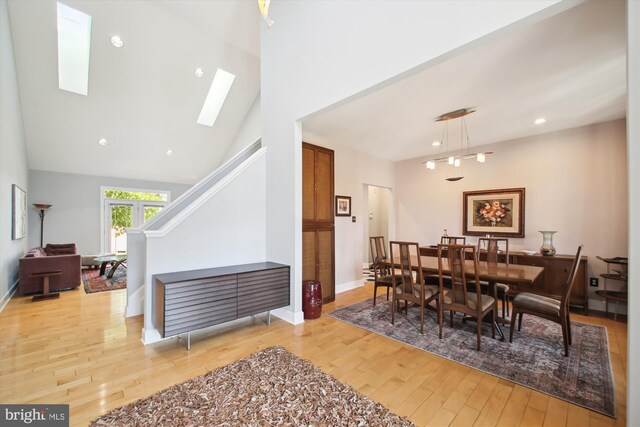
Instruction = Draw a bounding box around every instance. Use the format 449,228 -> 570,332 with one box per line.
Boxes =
383,254 -> 545,340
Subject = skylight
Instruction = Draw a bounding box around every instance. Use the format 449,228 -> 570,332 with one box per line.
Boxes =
57,2 -> 92,95
197,69 -> 235,127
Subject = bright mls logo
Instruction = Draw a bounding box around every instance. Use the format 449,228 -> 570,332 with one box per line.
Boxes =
1,404 -> 69,426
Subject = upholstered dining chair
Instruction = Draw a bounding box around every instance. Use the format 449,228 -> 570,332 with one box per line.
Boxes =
437,244 -> 496,350
369,236 -> 401,305
509,245 -> 583,357
477,237 -> 510,317
390,241 -> 439,334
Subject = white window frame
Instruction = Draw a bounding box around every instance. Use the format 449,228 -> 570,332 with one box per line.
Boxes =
100,186 -> 171,253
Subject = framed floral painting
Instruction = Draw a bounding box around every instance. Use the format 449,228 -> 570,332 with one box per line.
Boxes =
463,188 -> 525,237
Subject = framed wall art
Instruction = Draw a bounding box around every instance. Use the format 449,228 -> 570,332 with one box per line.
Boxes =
12,184 -> 27,240
463,188 -> 525,238
335,195 -> 351,217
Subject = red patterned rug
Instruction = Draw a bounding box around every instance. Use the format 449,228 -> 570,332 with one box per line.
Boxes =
82,265 -> 126,293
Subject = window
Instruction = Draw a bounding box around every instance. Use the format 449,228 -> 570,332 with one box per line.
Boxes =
101,187 -> 170,253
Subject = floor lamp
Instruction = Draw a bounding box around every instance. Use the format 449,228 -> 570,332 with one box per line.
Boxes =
33,204 -> 52,247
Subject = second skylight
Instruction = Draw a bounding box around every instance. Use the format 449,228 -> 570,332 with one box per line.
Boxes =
197,69 -> 235,127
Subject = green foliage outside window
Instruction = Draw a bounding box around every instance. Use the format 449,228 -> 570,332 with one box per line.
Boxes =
105,190 -> 166,237
104,190 -> 167,201
144,206 -> 163,222
111,205 -> 132,237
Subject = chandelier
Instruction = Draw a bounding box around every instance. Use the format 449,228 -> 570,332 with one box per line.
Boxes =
422,108 -> 491,181
258,0 -> 274,27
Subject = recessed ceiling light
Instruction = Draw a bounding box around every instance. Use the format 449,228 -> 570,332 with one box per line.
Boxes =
57,2 -> 92,95
197,68 -> 235,127
110,35 -> 124,48
432,141 -> 441,147
195,68 -> 204,78
533,117 -> 547,125
98,138 -> 109,146
166,149 -> 174,156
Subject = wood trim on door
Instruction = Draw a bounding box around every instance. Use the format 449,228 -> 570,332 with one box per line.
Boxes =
302,142 -> 335,304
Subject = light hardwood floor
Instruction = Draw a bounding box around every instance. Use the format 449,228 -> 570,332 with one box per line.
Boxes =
0,283 -> 627,427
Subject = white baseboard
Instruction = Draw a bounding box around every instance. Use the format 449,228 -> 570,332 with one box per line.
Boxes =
0,279 -> 19,313
141,327 -> 164,345
336,278 -> 365,294
271,307 -> 305,325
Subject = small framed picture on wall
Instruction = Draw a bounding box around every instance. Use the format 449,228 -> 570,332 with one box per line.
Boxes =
335,195 -> 351,217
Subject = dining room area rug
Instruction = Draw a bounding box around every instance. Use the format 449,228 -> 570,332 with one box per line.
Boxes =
328,297 -> 615,418
90,346 -> 414,426
82,265 -> 127,294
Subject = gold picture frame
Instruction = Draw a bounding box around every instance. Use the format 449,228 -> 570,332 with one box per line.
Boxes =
463,188 -> 525,237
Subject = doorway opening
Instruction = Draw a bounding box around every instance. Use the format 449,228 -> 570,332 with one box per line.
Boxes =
363,185 -> 392,267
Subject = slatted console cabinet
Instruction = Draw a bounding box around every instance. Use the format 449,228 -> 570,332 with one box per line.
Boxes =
154,262 -> 290,349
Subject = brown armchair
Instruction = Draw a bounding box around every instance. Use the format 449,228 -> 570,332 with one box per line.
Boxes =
19,244 -> 81,295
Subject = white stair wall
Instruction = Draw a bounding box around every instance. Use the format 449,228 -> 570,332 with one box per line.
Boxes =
125,145 -> 269,344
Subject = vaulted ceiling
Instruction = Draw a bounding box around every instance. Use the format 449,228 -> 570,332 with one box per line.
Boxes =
8,0 -> 260,184
302,0 -> 627,161
8,1 -> 627,184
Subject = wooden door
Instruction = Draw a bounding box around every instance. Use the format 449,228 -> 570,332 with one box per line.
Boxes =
302,147 -> 316,223
302,142 -> 335,303
302,230 -> 316,283
303,145 -> 334,225
315,150 -> 333,224
317,228 -> 335,301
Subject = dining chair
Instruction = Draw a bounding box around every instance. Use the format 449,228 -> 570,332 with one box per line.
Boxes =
369,236 -> 401,305
441,236 -> 466,244
429,235 -> 466,286
437,244 -> 496,350
390,241 -> 439,334
509,245 -> 583,357
477,237 -> 510,317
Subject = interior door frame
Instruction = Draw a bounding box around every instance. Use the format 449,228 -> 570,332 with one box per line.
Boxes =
362,184 -> 395,266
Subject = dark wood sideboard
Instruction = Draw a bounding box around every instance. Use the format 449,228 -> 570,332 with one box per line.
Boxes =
419,247 -> 588,313
154,262 -> 290,349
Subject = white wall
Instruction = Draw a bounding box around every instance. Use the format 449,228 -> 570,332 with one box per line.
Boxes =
262,1 -> 566,320
302,136 -> 395,293
626,0 -> 639,424
395,120 -> 627,311
221,94 -> 261,163
27,170 -> 192,255
142,151 -> 267,343
0,0 -> 29,309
